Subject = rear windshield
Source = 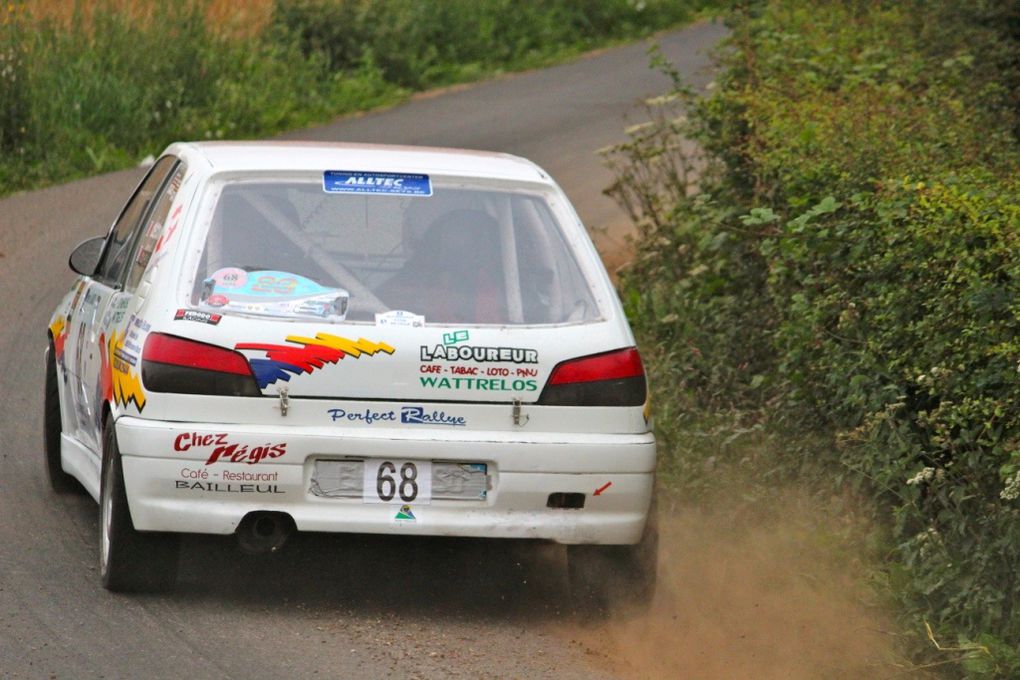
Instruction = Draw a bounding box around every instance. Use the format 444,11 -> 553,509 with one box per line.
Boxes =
190,179 -> 600,325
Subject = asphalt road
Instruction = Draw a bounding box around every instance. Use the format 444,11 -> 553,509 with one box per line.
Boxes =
0,21 -> 724,680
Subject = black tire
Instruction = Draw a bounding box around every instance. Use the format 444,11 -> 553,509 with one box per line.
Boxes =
44,344 -> 81,494
99,419 -> 180,592
568,497 -> 658,614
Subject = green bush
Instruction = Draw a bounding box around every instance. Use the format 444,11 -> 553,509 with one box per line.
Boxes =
607,0 -> 1020,675
272,0 -> 704,89
818,177 -> 1020,640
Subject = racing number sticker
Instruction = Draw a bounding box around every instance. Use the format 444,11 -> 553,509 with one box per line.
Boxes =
363,459 -> 431,504
250,275 -> 298,295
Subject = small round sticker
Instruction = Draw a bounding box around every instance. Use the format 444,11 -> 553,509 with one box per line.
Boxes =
211,267 -> 247,289
206,294 -> 229,307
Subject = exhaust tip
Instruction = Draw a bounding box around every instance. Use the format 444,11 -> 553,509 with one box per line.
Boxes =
236,511 -> 295,554
547,492 -> 586,509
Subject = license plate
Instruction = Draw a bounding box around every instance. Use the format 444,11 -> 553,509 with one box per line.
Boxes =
362,459 -> 432,504
310,459 -> 488,502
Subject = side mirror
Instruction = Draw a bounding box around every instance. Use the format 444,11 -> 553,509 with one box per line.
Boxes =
68,236 -> 106,276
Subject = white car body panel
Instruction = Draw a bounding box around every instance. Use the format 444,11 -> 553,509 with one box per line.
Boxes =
47,141 -> 654,546
116,414 -> 654,543
60,433 -> 101,500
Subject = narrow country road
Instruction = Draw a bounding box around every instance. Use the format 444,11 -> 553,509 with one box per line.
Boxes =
0,22 -> 724,679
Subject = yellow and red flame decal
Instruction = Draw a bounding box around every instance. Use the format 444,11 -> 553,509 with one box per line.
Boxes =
237,333 -> 395,389
106,330 -> 146,412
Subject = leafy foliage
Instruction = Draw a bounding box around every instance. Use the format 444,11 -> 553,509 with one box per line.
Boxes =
606,0 -> 1020,675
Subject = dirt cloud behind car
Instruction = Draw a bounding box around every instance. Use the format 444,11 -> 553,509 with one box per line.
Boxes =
561,483 -> 904,679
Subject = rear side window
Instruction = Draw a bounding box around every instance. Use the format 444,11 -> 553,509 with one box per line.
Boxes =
124,163 -> 187,292
95,156 -> 178,286
190,180 -> 600,326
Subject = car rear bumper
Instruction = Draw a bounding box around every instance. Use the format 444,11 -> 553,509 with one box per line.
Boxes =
116,416 -> 656,545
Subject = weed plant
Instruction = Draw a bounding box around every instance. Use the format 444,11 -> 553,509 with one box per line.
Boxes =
605,1 -> 1020,675
0,4 -> 29,165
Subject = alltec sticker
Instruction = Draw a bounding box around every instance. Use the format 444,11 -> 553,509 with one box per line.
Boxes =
323,170 -> 432,197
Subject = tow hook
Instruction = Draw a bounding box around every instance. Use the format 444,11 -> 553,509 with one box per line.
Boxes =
512,398 -> 529,426
277,385 -> 289,417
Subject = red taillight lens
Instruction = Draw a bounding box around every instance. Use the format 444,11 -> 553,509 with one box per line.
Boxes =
143,333 -> 251,375
142,333 -> 260,396
548,347 -> 644,385
538,347 -> 647,406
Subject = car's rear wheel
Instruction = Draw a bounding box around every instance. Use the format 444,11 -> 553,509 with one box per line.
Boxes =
44,344 -> 81,494
99,418 -> 180,592
567,497 -> 658,614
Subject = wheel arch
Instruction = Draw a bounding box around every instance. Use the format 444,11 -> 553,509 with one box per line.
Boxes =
101,399 -> 116,433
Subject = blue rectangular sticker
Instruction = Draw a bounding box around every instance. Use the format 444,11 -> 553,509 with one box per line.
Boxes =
323,171 -> 432,197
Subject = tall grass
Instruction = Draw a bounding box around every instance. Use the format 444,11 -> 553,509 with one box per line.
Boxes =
0,0 -> 713,197
1,1 -> 396,193
0,4 -> 29,158
20,0 -> 273,36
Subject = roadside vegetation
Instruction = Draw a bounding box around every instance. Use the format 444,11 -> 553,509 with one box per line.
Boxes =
604,1 -> 1020,675
0,0 -> 713,197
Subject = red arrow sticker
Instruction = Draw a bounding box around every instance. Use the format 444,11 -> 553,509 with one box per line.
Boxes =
593,481 -> 612,496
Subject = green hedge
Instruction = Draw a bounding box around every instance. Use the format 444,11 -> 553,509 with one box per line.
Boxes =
607,1 -> 1020,674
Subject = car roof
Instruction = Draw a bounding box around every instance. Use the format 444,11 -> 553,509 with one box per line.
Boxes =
165,141 -> 552,183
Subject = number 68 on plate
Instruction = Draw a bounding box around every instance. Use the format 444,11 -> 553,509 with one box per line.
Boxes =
363,459 -> 432,504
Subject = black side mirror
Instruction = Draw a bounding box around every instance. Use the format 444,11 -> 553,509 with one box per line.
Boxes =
68,236 -> 106,276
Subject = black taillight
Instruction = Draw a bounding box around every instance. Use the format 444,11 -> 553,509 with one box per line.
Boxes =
142,333 -> 261,397
537,347 -> 647,406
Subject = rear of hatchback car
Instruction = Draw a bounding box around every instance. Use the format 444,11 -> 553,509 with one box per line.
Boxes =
94,143 -> 656,602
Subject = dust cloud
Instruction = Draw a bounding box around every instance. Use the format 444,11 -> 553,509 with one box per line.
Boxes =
560,488 -> 909,679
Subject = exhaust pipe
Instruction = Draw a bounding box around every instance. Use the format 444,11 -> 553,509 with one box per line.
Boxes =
236,511 -> 294,554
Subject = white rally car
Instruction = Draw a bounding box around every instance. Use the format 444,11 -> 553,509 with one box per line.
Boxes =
45,142 -> 657,601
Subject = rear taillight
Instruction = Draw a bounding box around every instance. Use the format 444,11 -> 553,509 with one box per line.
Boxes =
537,347 -> 647,406
142,333 -> 261,397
